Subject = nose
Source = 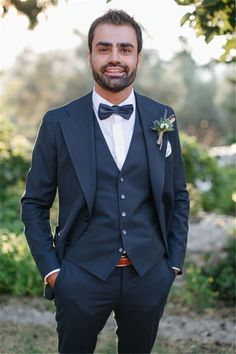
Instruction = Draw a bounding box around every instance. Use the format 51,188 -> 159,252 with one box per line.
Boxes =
109,48 -> 121,63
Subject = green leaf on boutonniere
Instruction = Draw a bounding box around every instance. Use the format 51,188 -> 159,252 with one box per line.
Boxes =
151,109 -> 175,148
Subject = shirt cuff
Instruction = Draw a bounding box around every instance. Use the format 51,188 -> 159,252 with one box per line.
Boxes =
171,266 -> 181,274
44,268 -> 60,284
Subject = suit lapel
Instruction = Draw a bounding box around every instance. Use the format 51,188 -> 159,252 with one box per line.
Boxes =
135,92 -> 167,212
59,92 -> 96,216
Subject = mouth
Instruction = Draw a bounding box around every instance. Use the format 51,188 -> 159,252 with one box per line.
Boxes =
104,69 -> 126,77
102,65 -> 127,77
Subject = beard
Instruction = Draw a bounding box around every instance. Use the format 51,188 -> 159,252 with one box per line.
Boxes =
91,62 -> 138,92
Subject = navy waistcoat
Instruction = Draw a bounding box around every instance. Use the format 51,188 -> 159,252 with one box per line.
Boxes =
66,110 -> 165,280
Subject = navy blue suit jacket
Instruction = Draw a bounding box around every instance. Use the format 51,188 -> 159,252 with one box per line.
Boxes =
21,91 -> 189,284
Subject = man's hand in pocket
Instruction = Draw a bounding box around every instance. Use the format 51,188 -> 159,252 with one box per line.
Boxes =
46,271 -> 60,289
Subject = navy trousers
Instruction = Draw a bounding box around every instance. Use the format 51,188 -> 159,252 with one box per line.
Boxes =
54,255 -> 175,354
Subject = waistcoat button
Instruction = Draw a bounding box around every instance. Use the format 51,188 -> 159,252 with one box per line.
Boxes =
119,177 -> 124,182
121,211 -> 126,217
120,194 -> 125,200
118,248 -> 124,253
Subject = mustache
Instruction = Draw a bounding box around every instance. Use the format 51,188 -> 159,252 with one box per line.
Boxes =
101,63 -> 129,73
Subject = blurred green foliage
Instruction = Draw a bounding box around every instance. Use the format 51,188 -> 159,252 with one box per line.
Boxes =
181,133 -> 235,216
202,165 -> 236,215
186,183 -> 203,218
0,117 -> 30,193
184,262 -> 217,313
0,117 -> 55,296
0,184 -> 24,235
0,117 -> 31,235
0,117 -> 42,295
0,232 -> 42,296
204,237 -> 236,306
181,133 -> 218,184
180,235 -> 236,313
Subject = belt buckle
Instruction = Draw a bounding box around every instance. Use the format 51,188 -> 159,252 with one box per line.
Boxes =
116,255 -> 132,267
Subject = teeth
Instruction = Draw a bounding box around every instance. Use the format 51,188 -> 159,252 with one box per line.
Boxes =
106,68 -> 124,71
106,70 -> 124,73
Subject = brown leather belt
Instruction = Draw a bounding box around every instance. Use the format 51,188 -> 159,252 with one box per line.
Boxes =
116,255 -> 132,267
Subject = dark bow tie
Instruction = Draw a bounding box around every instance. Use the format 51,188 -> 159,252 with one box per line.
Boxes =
98,103 -> 134,120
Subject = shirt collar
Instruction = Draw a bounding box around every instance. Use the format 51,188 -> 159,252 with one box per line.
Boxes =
92,88 -> 135,117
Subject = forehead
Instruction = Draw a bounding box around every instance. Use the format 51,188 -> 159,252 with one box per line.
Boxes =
92,24 -> 138,47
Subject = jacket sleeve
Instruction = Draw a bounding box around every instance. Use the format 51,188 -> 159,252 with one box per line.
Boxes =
21,111 -> 60,279
167,110 -> 190,272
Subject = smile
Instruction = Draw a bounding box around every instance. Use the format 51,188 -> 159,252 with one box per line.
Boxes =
104,68 -> 126,77
105,68 -> 124,72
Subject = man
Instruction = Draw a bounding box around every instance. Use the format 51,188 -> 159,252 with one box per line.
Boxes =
21,10 -> 189,354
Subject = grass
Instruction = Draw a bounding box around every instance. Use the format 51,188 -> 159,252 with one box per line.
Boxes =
0,321 -> 234,354
0,322 -> 57,353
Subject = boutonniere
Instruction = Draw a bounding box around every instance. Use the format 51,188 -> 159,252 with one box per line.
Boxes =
150,109 -> 175,149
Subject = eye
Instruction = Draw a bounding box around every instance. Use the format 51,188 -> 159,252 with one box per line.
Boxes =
120,47 -> 132,54
98,47 -> 109,53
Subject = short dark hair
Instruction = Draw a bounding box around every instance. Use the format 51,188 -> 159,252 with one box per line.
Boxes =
88,9 -> 143,54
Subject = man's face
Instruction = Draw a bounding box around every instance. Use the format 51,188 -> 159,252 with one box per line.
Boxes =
89,24 -> 141,93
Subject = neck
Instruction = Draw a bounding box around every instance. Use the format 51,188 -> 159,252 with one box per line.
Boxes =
94,84 -> 133,105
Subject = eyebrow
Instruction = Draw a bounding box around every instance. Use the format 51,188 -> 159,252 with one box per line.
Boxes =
95,41 -> 135,48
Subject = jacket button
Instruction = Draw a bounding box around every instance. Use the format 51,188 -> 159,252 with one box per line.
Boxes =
120,194 -> 125,200
121,211 -> 126,217
122,230 -> 127,235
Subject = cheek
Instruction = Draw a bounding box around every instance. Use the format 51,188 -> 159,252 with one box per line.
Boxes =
128,60 -> 139,71
90,56 -> 106,70
126,56 -> 139,67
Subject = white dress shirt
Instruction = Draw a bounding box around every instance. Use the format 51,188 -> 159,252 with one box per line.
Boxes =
93,89 -> 136,170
